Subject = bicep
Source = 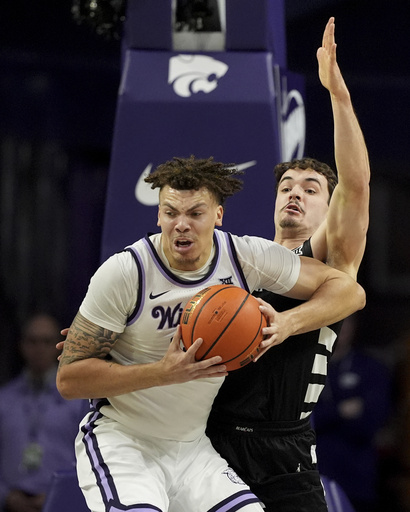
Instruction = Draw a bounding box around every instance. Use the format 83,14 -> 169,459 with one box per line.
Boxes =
59,311 -> 120,367
284,256 -> 333,300
326,185 -> 369,267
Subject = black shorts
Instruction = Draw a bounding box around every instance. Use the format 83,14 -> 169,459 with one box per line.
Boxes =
206,416 -> 328,512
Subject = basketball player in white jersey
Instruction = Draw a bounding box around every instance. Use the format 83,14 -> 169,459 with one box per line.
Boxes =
207,17 -> 371,511
57,154 -> 365,512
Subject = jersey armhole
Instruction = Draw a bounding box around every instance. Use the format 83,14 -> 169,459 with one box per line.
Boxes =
124,247 -> 144,324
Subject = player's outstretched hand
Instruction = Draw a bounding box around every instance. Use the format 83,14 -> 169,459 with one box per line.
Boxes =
317,16 -> 349,100
160,325 -> 228,383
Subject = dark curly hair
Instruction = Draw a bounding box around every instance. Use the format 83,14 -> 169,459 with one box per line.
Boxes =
274,157 -> 338,201
144,156 -> 244,206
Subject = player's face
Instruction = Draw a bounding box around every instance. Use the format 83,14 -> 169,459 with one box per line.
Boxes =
157,186 -> 223,271
274,169 -> 330,235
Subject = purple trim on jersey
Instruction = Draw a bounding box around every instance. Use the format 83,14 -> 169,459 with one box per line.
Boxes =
224,233 -> 249,292
142,233 -> 221,287
124,247 -> 145,325
80,401 -> 162,512
90,397 -> 110,411
108,505 -> 162,511
207,490 -> 260,512
81,408 -> 117,505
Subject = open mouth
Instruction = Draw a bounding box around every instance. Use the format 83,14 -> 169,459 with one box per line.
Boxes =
284,202 -> 302,214
175,239 -> 193,248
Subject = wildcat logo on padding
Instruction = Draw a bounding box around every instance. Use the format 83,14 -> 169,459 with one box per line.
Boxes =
168,54 -> 229,98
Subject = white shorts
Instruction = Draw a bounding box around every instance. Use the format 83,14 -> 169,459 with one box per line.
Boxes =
76,409 -> 264,512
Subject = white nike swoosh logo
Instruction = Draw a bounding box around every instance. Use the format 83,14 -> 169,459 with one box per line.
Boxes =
135,161 -> 257,206
232,160 -> 257,172
134,163 -> 159,206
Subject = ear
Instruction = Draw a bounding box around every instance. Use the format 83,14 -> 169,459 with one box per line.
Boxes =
215,205 -> 223,227
157,206 -> 161,227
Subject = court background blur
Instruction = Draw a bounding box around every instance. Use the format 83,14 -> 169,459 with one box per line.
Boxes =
1,0 -> 409,381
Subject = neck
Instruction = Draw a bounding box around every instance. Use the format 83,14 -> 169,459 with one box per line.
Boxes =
274,234 -> 307,250
274,223 -> 313,249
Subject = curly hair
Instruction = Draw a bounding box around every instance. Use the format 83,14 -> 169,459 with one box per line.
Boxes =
274,157 -> 338,200
144,155 -> 244,206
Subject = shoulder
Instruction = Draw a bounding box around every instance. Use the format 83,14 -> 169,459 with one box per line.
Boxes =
309,219 -> 328,262
93,249 -> 139,285
230,234 -> 285,253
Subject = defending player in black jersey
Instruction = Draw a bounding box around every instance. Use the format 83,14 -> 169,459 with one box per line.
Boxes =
207,17 -> 371,512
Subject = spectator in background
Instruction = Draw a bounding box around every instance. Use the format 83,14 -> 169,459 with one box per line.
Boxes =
380,326 -> 410,512
0,313 -> 88,512
313,313 -> 392,512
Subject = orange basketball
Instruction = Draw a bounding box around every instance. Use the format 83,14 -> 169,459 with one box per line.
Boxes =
180,284 -> 267,371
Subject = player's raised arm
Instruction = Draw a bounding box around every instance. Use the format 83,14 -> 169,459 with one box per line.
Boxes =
316,17 -> 370,277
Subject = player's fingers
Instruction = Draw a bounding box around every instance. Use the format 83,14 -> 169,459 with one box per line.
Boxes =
255,297 -> 275,309
194,360 -> 227,379
253,348 -> 268,362
187,339 -> 224,366
323,17 -> 335,49
185,336 -> 204,354
205,364 -> 228,377
170,325 -> 183,346
195,354 -> 224,368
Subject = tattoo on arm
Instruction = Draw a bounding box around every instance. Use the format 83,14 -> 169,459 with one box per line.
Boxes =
58,312 -> 120,368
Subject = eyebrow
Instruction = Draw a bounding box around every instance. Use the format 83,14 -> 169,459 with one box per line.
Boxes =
161,201 -> 209,213
279,176 -> 323,188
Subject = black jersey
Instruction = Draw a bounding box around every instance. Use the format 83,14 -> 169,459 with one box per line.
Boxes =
210,239 -> 343,423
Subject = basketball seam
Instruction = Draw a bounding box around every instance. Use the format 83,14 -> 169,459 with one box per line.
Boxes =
189,286 -> 236,348
197,292 -> 249,360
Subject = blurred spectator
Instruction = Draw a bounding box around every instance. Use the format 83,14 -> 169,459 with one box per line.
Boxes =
0,313 -> 89,512
381,327 -> 410,511
313,313 -> 393,512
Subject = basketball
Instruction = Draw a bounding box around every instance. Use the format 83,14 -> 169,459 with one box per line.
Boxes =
180,284 -> 267,371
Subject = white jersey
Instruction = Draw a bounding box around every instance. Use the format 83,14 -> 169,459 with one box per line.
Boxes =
79,230 -> 300,441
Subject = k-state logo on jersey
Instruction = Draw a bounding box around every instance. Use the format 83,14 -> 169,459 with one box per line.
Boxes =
168,54 -> 229,98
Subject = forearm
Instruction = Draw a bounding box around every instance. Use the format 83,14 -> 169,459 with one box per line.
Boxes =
325,94 -> 370,271
57,357 -> 167,400
57,318 -> 228,399
331,92 -> 370,190
282,274 -> 365,338
57,311 -> 168,399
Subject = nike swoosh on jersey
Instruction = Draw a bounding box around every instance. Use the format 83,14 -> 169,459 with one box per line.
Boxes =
149,291 -> 170,300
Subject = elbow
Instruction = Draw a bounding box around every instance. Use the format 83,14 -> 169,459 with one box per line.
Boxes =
356,282 -> 366,311
56,369 -> 80,400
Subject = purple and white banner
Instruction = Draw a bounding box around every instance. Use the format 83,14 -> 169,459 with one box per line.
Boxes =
101,1 -> 305,261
